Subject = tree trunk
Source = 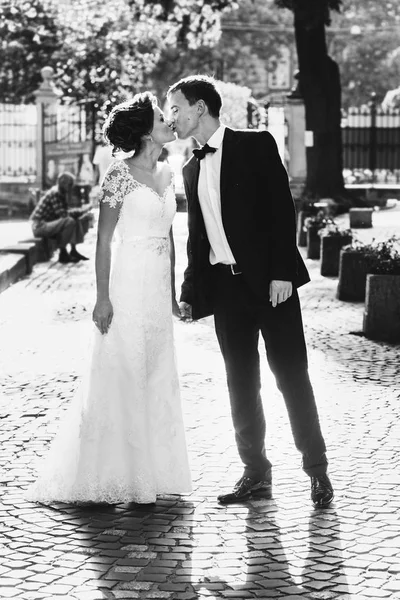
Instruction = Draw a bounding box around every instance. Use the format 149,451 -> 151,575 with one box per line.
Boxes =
293,12 -> 345,199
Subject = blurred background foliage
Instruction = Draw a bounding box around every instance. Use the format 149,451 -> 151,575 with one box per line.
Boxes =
1,0 -> 400,109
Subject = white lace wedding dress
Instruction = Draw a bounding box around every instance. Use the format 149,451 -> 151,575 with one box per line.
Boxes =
27,159 -> 192,504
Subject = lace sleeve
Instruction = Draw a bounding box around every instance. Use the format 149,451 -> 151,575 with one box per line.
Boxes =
98,160 -> 131,209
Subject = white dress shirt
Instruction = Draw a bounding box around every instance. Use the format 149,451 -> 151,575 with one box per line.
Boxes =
197,125 -> 236,265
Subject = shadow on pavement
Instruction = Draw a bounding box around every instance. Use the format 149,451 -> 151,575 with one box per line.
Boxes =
303,507 -> 348,598
191,498 -> 306,598
3,493 -> 197,598
190,499 -> 348,599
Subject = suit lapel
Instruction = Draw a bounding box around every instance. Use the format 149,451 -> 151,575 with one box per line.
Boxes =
183,155 -> 205,233
185,156 -> 200,208
220,128 -> 239,211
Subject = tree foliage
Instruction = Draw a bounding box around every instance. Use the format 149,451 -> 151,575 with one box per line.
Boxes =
139,0 -> 235,47
333,32 -> 400,107
3,0 -> 400,114
340,0 -> 400,28
49,0 -> 174,105
0,0 -> 233,106
330,1 -> 400,106
217,80 -> 253,128
149,0 -> 293,102
0,0 -> 61,103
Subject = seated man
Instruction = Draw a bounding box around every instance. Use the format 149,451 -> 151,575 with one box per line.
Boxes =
30,172 -> 92,264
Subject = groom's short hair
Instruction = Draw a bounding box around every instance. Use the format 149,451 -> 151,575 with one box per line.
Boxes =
167,75 -> 222,119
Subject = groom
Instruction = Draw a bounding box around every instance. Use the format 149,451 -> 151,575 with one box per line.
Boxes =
167,75 -> 333,507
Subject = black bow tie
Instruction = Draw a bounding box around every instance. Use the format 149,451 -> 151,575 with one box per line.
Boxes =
193,143 -> 217,160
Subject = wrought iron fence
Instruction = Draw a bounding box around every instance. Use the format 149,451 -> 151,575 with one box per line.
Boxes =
44,102 -> 95,145
42,101 -> 97,191
0,103 -> 36,182
342,96 -> 400,185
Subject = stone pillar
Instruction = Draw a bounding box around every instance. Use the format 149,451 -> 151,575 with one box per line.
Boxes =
33,66 -> 60,190
285,79 -> 306,198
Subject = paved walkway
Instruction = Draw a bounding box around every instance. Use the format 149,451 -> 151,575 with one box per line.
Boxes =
0,205 -> 399,600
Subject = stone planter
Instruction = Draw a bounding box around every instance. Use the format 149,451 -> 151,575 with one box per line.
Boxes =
306,227 -> 321,259
349,207 -> 373,229
363,274 -> 400,342
320,235 -> 352,277
337,250 -> 373,301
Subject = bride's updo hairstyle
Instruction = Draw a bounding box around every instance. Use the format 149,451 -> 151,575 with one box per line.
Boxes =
103,92 -> 157,156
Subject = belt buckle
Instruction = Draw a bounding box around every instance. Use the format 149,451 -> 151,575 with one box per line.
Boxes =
230,264 -> 242,275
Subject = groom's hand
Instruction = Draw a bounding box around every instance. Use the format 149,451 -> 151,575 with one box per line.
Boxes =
179,301 -> 193,322
269,280 -> 292,308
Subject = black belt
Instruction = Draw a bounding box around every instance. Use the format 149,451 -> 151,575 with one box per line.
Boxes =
214,263 -> 243,275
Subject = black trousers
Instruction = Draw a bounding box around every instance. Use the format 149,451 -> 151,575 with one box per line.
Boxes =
213,267 -> 328,480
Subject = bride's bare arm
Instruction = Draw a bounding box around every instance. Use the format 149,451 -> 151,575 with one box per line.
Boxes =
164,162 -> 180,318
92,202 -> 119,334
169,226 -> 180,318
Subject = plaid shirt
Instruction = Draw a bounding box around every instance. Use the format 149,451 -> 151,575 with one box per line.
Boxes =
30,187 -> 68,224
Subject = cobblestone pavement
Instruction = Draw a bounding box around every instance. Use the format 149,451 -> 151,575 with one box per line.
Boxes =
0,205 -> 400,600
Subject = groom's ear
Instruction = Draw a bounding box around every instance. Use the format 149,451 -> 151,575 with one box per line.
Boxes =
197,99 -> 207,116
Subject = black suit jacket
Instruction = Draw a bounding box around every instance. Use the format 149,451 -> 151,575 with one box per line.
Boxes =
180,127 -> 310,320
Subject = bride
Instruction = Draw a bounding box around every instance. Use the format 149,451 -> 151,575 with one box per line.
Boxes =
27,92 -> 192,504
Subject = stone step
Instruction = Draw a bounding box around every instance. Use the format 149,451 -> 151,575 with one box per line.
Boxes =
0,242 -> 38,274
19,236 -> 58,262
0,253 -> 27,294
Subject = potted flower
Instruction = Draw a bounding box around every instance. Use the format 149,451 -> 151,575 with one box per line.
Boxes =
304,212 -> 335,260
363,236 -> 400,342
337,240 -> 376,301
319,224 -> 353,277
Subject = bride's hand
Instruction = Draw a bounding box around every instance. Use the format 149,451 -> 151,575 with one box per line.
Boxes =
179,301 -> 192,322
93,299 -> 113,334
172,298 -> 181,319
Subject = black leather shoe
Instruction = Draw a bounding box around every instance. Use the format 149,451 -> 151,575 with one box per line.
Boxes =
69,249 -> 89,262
218,475 -> 272,505
58,248 -> 71,264
311,474 -> 334,507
